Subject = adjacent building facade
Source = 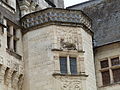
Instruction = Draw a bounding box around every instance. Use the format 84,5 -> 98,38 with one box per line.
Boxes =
0,0 -> 119,90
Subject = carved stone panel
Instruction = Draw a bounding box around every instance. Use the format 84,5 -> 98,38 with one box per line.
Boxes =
55,26 -> 82,51
54,76 -> 82,90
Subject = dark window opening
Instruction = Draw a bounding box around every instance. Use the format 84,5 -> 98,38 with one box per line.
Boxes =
7,36 -> 10,49
13,40 -> 17,52
13,29 -> 16,36
100,60 -> 109,68
112,68 -> 120,83
102,71 -> 110,86
7,25 -> 10,33
111,57 -> 120,66
60,57 -> 67,74
70,57 -> 77,75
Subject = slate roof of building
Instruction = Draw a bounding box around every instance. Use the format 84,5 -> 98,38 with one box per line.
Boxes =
68,0 -> 120,47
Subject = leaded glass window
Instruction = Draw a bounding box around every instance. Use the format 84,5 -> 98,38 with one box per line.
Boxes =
60,57 -> 67,74
70,57 -> 77,75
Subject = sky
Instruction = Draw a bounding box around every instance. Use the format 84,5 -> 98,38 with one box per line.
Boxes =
64,0 -> 89,7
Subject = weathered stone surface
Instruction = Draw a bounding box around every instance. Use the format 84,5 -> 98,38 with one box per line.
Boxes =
23,25 -> 97,90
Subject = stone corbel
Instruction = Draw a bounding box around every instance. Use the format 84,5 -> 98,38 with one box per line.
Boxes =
0,65 -> 6,83
4,69 -> 13,86
11,72 -> 19,89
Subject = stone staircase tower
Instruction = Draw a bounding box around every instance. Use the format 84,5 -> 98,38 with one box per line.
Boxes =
21,8 -> 97,90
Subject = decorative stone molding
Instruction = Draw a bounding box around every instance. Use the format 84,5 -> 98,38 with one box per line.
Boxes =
60,38 -> 76,50
21,8 -> 92,34
53,74 -> 87,90
6,48 -> 22,60
62,81 -> 81,90
0,0 -> 15,13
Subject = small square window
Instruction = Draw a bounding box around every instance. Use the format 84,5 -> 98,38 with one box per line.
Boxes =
111,57 -> 120,66
100,60 -> 109,68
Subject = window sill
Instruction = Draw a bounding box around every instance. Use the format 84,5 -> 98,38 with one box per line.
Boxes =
6,48 -> 22,60
51,48 -> 85,53
100,82 -> 120,88
52,73 -> 88,77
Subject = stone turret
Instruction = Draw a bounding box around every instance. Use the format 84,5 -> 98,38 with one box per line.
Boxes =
21,8 -> 97,90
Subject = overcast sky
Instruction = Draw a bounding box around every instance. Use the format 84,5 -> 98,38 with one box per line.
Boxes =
64,0 -> 89,7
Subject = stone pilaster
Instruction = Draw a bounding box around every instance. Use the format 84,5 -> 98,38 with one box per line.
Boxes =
78,57 -> 85,74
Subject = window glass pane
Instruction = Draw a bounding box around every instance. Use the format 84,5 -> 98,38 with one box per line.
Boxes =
70,57 -> 77,75
112,68 -> 120,83
59,57 -> 67,74
100,60 -> 109,68
111,57 -> 120,66
101,71 -> 110,86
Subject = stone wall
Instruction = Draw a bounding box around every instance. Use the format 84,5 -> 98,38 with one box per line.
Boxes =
81,28 -> 97,90
23,24 -> 97,90
23,25 -> 55,90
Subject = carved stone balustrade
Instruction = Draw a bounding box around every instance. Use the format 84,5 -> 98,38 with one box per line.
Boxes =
21,8 -> 92,34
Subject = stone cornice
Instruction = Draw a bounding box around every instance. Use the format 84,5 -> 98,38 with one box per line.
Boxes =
20,8 -> 92,35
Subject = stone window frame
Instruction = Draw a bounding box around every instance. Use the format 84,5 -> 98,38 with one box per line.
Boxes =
6,21 -> 22,60
52,50 -> 86,76
7,23 -> 19,53
59,55 -> 77,75
99,55 -> 120,86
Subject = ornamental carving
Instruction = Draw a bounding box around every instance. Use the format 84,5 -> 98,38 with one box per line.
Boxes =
60,38 -> 76,50
21,8 -> 91,29
62,81 -> 81,90
55,76 -> 81,90
55,27 -> 82,51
